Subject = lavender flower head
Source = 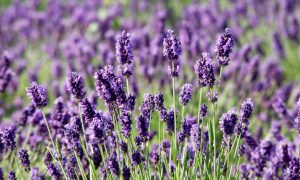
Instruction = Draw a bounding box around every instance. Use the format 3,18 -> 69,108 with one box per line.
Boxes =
240,98 -> 254,123
136,115 -> 149,142
116,31 -> 133,65
122,165 -> 131,180
107,152 -> 120,176
219,109 -> 238,136
216,28 -> 235,66
7,171 -> 16,180
1,127 -> 16,150
163,29 -> 182,61
194,52 -> 215,87
190,124 -> 201,152
80,97 -> 95,124
47,163 -> 61,180
120,111 -> 132,138
66,72 -> 86,100
26,82 -> 48,108
286,157 -> 300,179
179,83 -> 193,106
19,149 -> 31,172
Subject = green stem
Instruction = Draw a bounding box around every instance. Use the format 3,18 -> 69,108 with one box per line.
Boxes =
74,150 -> 88,180
126,77 -> 130,95
42,111 -> 68,180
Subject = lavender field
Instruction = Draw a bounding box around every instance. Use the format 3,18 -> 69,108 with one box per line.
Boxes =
0,0 -> 300,179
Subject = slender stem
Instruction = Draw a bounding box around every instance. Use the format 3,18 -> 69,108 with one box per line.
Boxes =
41,111 -> 55,149
74,150 -> 88,180
126,77 -> 130,95
46,147 -> 68,180
228,136 -> 241,178
197,88 -> 203,125
42,111 -> 69,180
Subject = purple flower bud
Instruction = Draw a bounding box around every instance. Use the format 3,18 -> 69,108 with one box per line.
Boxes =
131,150 -> 142,165
66,72 -> 86,100
30,167 -> 45,180
215,28 -> 235,66
238,144 -> 246,157
163,29 -> 182,61
19,149 -> 30,172
166,109 -> 175,135
139,93 -> 155,118
116,31 -> 134,65
89,116 -> 105,145
286,157 -> 300,179
120,111 -> 132,138
94,65 -> 126,105
80,98 -> 95,125
47,163 -> 61,180
219,109 -> 238,136
1,127 -> 16,150
194,52 -> 215,87
161,139 -> 171,153
199,104 -> 208,119
136,115 -> 149,143
119,141 -> 128,154
122,164 -> 131,180
240,98 -> 254,123
107,152 -> 120,176
190,124 -> 201,152
7,171 -> 16,180
66,167 -> 76,180
154,92 -> 165,112
125,93 -> 136,111
26,82 -> 48,108
176,130 -> 185,144
150,147 -> 160,165
179,83 -> 193,106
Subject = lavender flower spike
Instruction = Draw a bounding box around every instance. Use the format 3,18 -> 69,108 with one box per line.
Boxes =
26,82 -> 48,108
19,149 -> 31,172
66,72 -> 86,100
116,31 -> 134,65
163,29 -> 182,61
179,83 -> 193,106
7,171 -> 16,180
194,52 -> 215,87
215,28 -> 235,66
219,109 -> 238,136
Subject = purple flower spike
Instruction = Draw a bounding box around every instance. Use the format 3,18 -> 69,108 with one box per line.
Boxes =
120,111 -> 132,138
216,28 -> 235,66
19,149 -> 31,172
47,163 -> 61,180
107,152 -> 120,176
116,31 -> 134,65
219,109 -> 238,136
179,83 -> 193,106
8,171 -> 16,180
122,164 -> 131,180
190,124 -> 201,152
194,52 -> 215,87
163,29 -> 182,61
240,98 -> 254,123
286,157 -> 300,179
80,98 -> 95,124
1,127 -> 16,151
26,82 -> 48,108
66,72 -> 86,100
131,150 -> 142,165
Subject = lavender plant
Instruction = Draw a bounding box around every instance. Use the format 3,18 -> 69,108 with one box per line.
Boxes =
0,0 -> 300,179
